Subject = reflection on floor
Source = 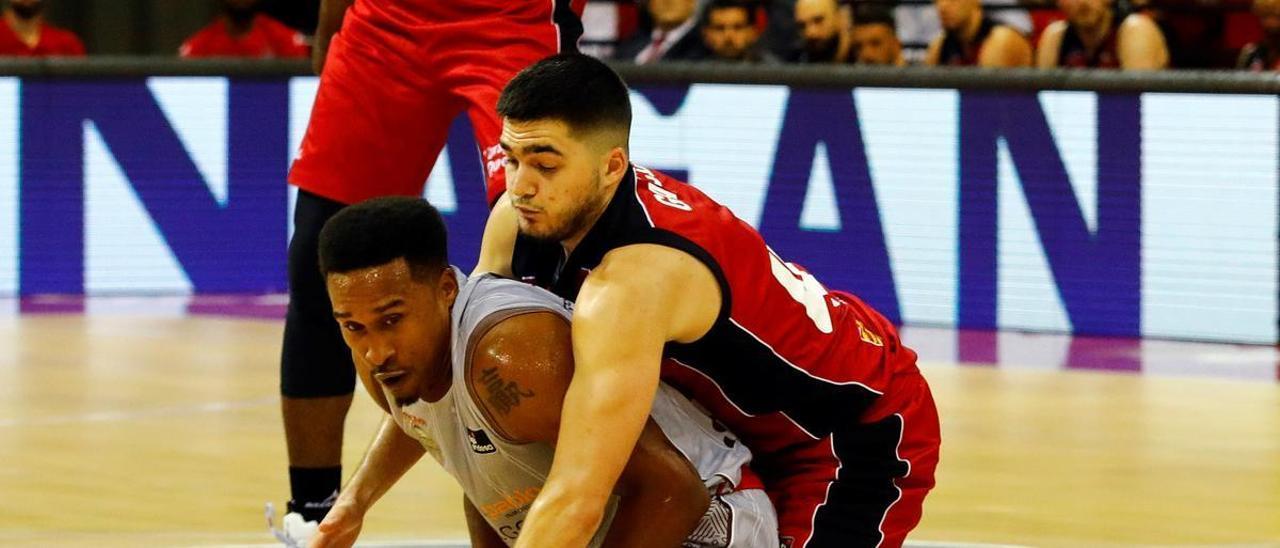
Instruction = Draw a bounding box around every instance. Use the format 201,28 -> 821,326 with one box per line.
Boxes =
0,295 -> 1276,547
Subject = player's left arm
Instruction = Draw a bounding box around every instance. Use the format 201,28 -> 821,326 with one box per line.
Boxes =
508,245 -> 721,548
473,197 -> 518,278
979,26 -> 1033,67
471,308 -> 712,548
1117,13 -> 1169,70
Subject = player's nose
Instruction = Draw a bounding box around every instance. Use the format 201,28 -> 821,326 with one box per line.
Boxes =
363,338 -> 396,367
508,167 -> 537,198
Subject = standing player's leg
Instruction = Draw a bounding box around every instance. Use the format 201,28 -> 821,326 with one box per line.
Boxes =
282,31 -> 464,522
280,189 -> 354,520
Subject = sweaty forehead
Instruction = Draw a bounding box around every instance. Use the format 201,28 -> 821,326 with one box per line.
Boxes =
327,261 -> 416,302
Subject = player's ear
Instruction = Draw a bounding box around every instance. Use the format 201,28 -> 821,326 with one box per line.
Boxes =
603,145 -> 629,187
436,265 -> 459,306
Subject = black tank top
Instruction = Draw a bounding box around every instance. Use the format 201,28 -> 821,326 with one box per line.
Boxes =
1057,19 -> 1120,68
938,17 -> 997,66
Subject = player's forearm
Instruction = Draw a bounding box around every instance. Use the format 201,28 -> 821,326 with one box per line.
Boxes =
513,487 -> 609,548
313,0 -> 354,74
514,380 -> 657,547
341,417 -> 426,511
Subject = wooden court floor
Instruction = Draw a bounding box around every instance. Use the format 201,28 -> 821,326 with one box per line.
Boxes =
1,306 -> 1277,547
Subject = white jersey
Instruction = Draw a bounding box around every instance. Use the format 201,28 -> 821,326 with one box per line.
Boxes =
385,270 -> 778,547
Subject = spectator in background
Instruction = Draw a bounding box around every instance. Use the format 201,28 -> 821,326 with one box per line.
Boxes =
180,0 -> 308,58
925,0 -> 1032,66
1037,0 -> 1168,69
702,0 -> 778,62
851,5 -> 906,65
793,0 -> 852,63
1239,0 -> 1280,70
617,0 -> 710,63
895,0 -> 1032,62
0,0 -> 84,56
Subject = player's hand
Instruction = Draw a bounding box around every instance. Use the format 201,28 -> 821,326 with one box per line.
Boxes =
308,498 -> 364,548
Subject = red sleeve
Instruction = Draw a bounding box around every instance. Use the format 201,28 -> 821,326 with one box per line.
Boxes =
45,28 -> 86,56
179,26 -> 212,57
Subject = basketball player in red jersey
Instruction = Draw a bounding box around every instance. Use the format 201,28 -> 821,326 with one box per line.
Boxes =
279,0 -> 585,530
475,54 -> 940,548
1035,0 -> 1168,69
0,0 -> 84,57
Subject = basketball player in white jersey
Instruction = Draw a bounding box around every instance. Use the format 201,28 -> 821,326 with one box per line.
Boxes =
305,196 -> 778,547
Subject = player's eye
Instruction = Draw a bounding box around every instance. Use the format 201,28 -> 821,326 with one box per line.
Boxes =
537,164 -> 557,173
343,322 -> 363,333
505,157 -> 519,167
383,314 -> 402,327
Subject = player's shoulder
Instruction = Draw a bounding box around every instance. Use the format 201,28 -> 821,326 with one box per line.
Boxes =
629,164 -> 728,226
459,274 -> 572,323
42,24 -> 85,50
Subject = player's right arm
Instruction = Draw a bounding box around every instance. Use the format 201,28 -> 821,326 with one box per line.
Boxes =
471,310 -> 712,547
473,196 -> 518,278
512,245 -> 721,547
311,354 -> 426,548
313,0 -> 354,75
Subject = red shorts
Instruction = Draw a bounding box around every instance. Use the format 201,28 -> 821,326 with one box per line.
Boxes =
770,373 -> 940,548
288,7 -> 577,206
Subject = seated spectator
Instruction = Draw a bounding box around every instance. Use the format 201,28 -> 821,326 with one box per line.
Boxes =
896,0 -> 1032,61
925,0 -> 1032,66
0,0 -> 85,56
180,0 -> 308,59
1037,0 -> 1168,69
759,0 -> 801,60
702,0 -> 778,62
851,5 -> 906,65
794,0 -> 852,63
616,0 -> 710,63
1239,0 -> 1280,70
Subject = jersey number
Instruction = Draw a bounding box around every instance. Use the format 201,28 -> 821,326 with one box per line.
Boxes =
768,250 -> 833,334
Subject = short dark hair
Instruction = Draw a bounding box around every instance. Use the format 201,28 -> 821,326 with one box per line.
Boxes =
705,0 -> 759,25
496,53 -> 632,143
853,4 -> 896,28
318,197 -> 449,279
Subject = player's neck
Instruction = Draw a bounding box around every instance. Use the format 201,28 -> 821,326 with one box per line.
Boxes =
4,10 -> 43,47
420,352 -> 454,404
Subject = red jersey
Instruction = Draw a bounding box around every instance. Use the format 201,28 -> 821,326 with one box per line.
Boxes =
340,0 -> 584,63
0,20 -> 84,56
180,15 -> 308,59
511,166 -> 921,460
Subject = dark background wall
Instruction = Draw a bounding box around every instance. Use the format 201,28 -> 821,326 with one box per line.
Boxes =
36,0 -> 318,54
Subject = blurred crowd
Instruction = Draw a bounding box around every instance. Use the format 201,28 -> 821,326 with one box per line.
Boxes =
2,0 -> 1279,70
